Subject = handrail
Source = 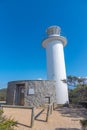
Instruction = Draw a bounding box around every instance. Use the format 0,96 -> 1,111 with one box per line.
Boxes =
1,105 -> 34,109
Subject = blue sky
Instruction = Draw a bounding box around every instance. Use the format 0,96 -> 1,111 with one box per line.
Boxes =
0,0 -> 87,88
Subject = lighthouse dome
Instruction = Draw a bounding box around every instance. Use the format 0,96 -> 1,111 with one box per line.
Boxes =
46,26 -> 61,37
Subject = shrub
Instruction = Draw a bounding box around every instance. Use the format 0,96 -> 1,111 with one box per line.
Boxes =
80,119 -> 87,130
0,109 -> 17,130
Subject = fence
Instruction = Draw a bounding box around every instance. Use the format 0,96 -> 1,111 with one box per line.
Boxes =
1,105 -> 34,128
41,102 -> 54,122
1,103 -> 55,127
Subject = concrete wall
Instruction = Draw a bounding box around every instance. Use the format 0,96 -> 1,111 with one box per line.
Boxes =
7,80 -> 56,107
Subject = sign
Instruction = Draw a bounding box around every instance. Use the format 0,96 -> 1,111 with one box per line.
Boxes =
28,88 -> 34,94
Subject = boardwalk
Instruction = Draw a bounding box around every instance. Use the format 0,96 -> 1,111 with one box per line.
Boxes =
3,107 -> 86,130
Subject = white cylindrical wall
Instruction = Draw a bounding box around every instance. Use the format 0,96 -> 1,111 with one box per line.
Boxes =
46,40 -> 69,104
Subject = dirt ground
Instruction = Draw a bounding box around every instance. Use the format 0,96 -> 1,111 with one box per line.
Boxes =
2,107 -> 87,130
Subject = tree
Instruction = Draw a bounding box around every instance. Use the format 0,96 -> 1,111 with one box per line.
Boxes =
63,75 -> 87,89
62,76 -> 87,104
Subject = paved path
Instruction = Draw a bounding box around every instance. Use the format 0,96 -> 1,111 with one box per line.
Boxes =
3,107 -> 86,130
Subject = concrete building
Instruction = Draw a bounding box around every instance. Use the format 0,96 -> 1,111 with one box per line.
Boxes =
42,26 -> 69,104
7,80 -> 56,107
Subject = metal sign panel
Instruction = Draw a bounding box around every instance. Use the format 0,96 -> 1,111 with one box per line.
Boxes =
28,88 -> 34,94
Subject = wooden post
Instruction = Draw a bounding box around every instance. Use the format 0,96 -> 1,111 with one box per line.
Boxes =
53,102 -> 55,110
46,105 -> 50,122
50,104 -> 52,114
31,107 -> 34,128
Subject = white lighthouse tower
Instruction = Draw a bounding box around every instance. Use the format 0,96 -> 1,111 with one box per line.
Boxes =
42,26 -> 69,104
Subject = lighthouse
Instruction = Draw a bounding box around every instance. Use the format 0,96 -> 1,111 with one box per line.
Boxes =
42,26 -> 69,104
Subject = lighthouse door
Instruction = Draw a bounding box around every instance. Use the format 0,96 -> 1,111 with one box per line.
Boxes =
19,86 -> 25,105
16,84 -> 25,106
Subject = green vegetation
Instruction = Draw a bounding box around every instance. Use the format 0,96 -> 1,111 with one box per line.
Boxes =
80,119 -> 87,127
64,76 -> 87,129
80,119 -> 87,130
63,76 -> 87,104
69,85 -> 87,104
0,88 -> 7,101
0,109 -> 17,130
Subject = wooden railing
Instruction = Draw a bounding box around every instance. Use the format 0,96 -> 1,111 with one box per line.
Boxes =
1,105 -> 34,128
44,103 -> 53,122
1,103 -> 55,127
